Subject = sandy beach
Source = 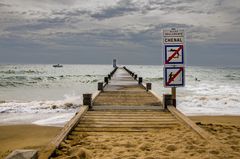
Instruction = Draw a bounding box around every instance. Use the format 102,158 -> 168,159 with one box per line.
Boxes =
0,116 -> 240,159
0,125 -> 61,159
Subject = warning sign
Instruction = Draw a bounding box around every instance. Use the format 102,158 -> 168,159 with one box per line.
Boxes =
164,67 -> 185,87
164,45 -> 184,65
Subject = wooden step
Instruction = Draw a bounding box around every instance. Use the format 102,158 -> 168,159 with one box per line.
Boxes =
72,127 -> 176,132
76,123 -> 179,128
79,121 -> 178,125
82,116 -> 174,119
93,102 -> 161,106
84,113 -> 173,116
80,118 -> 176,122
86,111 -> 166,114
92,106 -> 164,110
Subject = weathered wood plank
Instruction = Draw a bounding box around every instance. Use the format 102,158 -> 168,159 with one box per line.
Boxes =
80,118 -> 177,122
167,106 -> 213,140
73,126 -> 177,132
79,121 -> 178,125
86,111 -> 166,114
77,123 -> 179,128
83,116 -> 174,119
38,106 -> 89,159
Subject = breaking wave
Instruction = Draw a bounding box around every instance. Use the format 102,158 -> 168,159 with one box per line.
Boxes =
0,94 -> 82,114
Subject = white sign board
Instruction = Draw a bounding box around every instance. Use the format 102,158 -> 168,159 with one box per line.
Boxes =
164,67 -> 185,87
162,28 -> 185,88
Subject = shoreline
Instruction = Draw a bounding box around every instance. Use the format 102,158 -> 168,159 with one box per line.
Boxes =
0,115 -> 240,158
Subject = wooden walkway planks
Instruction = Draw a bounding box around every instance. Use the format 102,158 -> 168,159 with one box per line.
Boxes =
70,110 -> 180,133
167,106 -> 214,140
93,68 -> 161,106
40,67 -> 217,159
39,106 -> 88,159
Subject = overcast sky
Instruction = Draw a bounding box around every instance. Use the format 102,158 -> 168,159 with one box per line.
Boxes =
0,0 -> 240,66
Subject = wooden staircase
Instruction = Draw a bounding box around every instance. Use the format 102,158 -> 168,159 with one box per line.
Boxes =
70,110 -> 180,133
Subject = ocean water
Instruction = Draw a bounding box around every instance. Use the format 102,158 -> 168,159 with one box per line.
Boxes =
0,64 -> 240,126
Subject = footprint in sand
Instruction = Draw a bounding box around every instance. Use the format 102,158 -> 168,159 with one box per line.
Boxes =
138,143 -> 151,151
166,144 -> 177,151
209,150 -> 219,155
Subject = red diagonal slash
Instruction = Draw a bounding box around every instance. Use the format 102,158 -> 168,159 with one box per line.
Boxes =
166,45 -> 183,64
167,67 -> 183,85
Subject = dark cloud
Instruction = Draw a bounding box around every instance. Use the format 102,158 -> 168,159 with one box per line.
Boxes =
0,2 -> 11,7
215,0 -> 224,6
42,23 -> 193,49
232,17 -> 240,25
52,9 -> 90,17
4,16 -> 71,33
91,0 -> 139,20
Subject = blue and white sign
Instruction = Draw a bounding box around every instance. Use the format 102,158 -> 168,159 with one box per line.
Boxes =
164,45 -> 184,65
164,67 -> 185,87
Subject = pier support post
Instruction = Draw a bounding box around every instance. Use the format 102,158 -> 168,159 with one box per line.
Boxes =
171,87 -> 176,107
108,74 -> 111,80
146,83 -> 152,91
104,77 -> 108,84
138,77 -> 143,84
134,74 -> 137,80
83,94 -> 92,109
98,82 -> 103,91
163,94 -> 173,109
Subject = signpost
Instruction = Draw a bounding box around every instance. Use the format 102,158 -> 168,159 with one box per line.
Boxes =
163,28 -> 185,107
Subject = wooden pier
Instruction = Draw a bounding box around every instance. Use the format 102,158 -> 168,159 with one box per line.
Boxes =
39,67 -> 219,159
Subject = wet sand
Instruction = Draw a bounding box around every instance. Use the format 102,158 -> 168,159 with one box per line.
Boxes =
0,125 -> 61,159
0,116 -> 240,159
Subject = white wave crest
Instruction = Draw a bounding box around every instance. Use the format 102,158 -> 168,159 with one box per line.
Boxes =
0,94 -> 82,114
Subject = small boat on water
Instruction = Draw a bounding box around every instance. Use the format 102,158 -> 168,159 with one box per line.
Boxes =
53,64 -> 63,68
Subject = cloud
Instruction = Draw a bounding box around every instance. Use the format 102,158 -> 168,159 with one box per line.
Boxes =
0,2 -> 11,7
91,0 -> 139,20
0,0 -> 240,65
